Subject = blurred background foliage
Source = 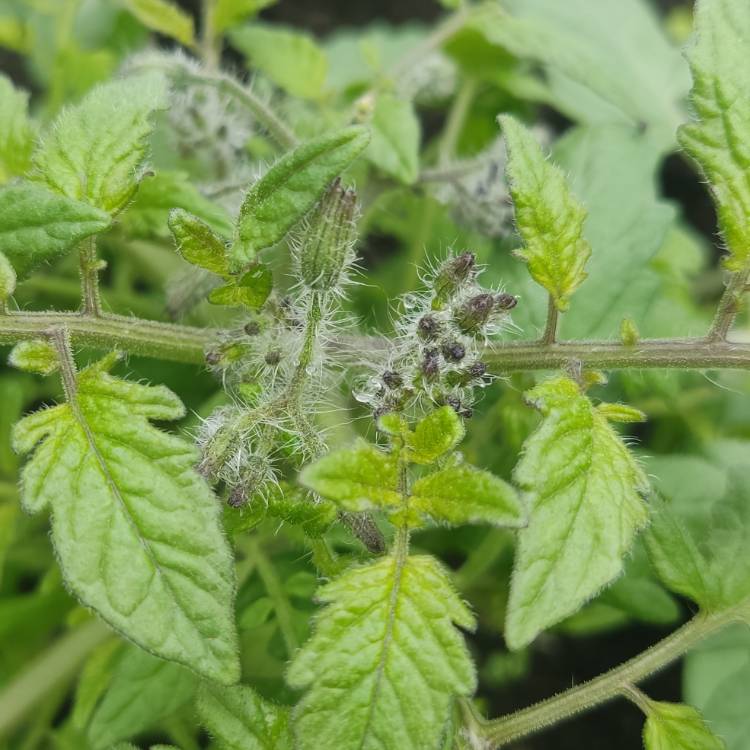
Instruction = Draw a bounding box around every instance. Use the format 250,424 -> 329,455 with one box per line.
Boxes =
0,0 -> 748,748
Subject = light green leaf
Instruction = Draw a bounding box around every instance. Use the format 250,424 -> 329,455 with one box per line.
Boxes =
678,0 -> 750,271
411,461 -> 524,528
208,263 -> 273,309
505,376 -> 650,650
366,94 -> 420,185
168,208 -> 229,276
288,554 -> 476,750
0,73 -> 34,183
500,114 -> 591,312
299,440 -> 400,512
87,646 -> 197,749
0,250 -> 15,301
214,0 -> 277,35
124,172 -> 233,240
0,182 -> 111,278
33,73 -> 168,215
596,402 -> 647,423
644,701 -> 725,750
8,339 -> 59,376
229,23 -> 328,99
123,0 -> 195,46
231,126 -> 369,266
404,406 -> 464,465
198,683 -> 293,750
13,354 -> 240,684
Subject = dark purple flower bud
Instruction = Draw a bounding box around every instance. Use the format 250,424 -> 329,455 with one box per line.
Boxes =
495,292 -> 518,311
264,349 -> 281,365
441,340 -> 466,362
417,314 -> 441,341
382,370 -> 403,389
205,350 -> 221,366
421,348 -> 441,380
227,486 -> 248,508
244,321 -> 261,336
454,293 -> 496,334
432,252 -> 477,309
468,361 -> 487,378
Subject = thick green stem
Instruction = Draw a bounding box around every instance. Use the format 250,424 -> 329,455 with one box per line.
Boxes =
707,264 -> 750,341
472,608 -> 738,748
78,237 -> 102,317
541,296 -> 559,345
0,619 -> 111,739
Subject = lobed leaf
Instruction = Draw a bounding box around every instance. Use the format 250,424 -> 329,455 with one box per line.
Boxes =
287,554 -> 476,750
678,0 -> 750,271
500,114 -> 591,312
0,73 -> 35,183
505,376 -> 650,649
123,0 -> 195,46
197,683 -> 293,750
0,182 -> 111,278
33,73 -> 168,215
643,701 -> 725,750
231,126 -> 370,266
366,94 -> 420,185
12,354 -> 240,684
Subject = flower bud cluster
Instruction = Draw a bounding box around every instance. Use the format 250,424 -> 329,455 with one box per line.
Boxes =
354,252 -> 517,421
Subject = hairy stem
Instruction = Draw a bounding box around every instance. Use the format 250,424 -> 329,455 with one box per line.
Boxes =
200,0 -> 219,70
541,296 -> 559,345
78,237 -> 102,316
706,265 -> 750,341
471,608 -> 738,747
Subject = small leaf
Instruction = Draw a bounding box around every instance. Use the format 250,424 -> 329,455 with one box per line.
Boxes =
505,376 -> 650,650
198,683 -> 292,750
168,208 -> 229,275
411,462 -> 525,528
214,0 -> 277,35
500,114 -> 592,311
366,94 -> 420,185
13,355 -> 240,683
596,402 -> 647,423
0,73 -> 35,183
208,263 -> 273,309
678,0 -> 750,271
299,440 -> 400,512
229,23 -> 328,99
33,73 -> 168,215
643,701 -> 725,750
8,339 -> 59,376
288,554 -> 476,750
232,126 -> 370,266
0,182 -> 111,278
87,646 -> 197,749
405,405 -> 465,465
123,0 -> 196,46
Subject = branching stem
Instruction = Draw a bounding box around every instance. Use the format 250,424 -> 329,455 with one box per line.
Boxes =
706,265 -> 750,341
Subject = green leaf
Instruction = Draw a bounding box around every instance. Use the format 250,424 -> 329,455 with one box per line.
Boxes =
229,23 -> 328,99
505,376 -> 650,650
71,639 -> 123,730
299,439 -> 400,512
8,339 -> 59,376
411,461 -> 524,528
643,701 -> 725,750
33,73 -> 168,215
214,0 -> 277,35
231,126 -> 370,266
0,182 -> 111,278
0,250 -> 15,302
678,0 -> 750,271
404,406 -> 465,465
208,263 -> 273,309
197,683 -> 293,750
366,94 -> 420,185
13,354 -> 240,684
168,208 -> 229,276
123,0 -> 195,46
287,554 -> 476,750
0,73 -> 34,183
500,115 -> 591,312
87,646 -> 197,749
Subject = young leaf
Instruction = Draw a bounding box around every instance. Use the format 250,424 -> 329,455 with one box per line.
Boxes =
678,0 -> 750,271
168,208 -> 229,275
123,0 -> 196,47
87,646 -> 197,749
366,94 -> 420,185
197,683 -> 293,750
33,73 -> 168,216
0,182 -> 111,278
299,439 -> 400,512
287,554 -> 476,750
208,263 -> 273,309
411,462 -> 525,528
505,376 -> 650,650
232,126 -> 370,266
643,701 -> 725,750
229,23 -> 328,99
13,354 -> 240,684
404,405 -> 465,465
214,0 -> 276,35
8,339 -> 60,376
0,73 -> 35,183
500,114 -> 592,312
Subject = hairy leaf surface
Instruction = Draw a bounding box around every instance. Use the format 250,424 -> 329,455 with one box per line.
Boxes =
287,554 -> 476,750
13,354 -> 240,683
678,0 -> 750,270
505,376 -> 650,649
404,406 -> 464,465
198,683 -> 293,750
643,701 -> 725,750
366,94 -> 420,185
0,73 -> 34,183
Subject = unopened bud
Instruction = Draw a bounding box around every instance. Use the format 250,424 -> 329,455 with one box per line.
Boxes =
454,293 -> 496,335
495,292 -> 518,311
417,314 -> 442,341
441,340 -> 466,362
421,348 -> 441,381
382,370 -> 403,389
298,178 -> 357,291
445,360 -> 487,388
432,252 -> 477,309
